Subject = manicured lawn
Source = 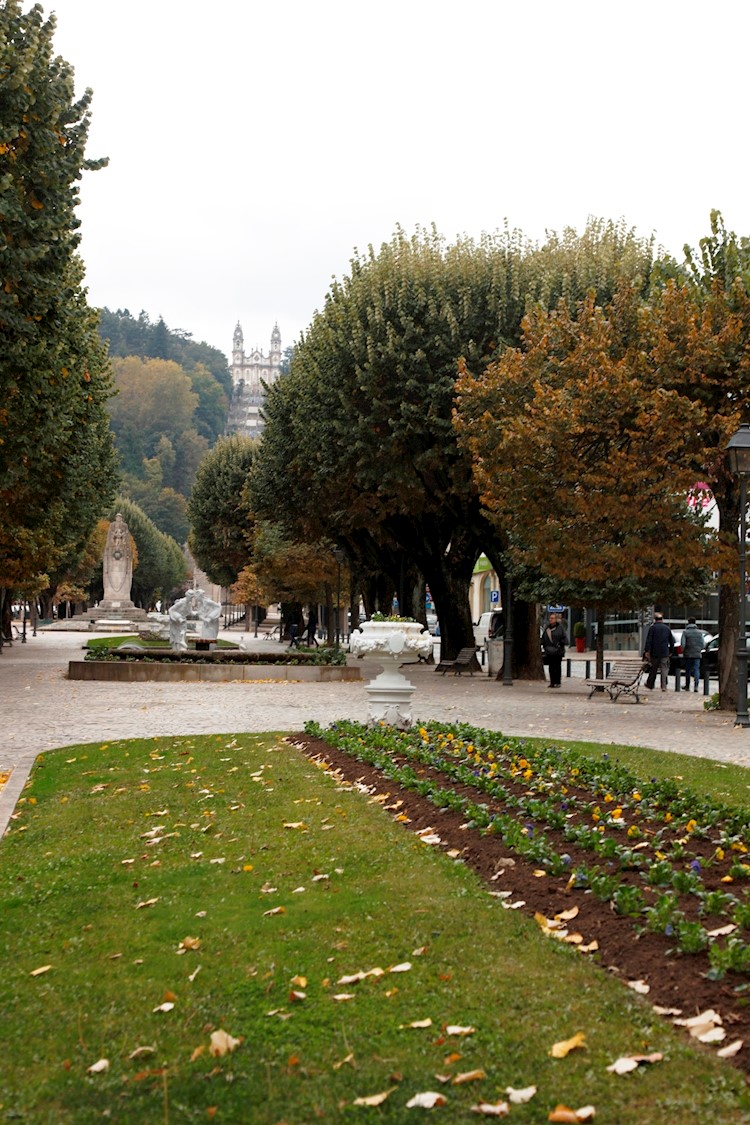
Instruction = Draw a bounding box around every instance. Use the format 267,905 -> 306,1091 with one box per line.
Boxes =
1,732 -> 749,1123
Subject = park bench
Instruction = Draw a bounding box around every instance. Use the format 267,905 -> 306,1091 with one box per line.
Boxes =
585,657 -> 647,703
436,646 -> 481,676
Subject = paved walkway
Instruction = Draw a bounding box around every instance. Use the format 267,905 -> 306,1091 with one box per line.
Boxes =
2,629 -> 749,837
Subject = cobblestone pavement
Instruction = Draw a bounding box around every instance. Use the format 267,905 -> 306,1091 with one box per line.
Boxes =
2,628 -> 749,836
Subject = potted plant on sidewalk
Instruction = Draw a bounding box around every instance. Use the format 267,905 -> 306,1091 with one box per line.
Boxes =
573,620 -> 586,653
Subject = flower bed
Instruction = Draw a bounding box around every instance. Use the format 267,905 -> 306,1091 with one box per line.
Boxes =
298,719 -> 750,1073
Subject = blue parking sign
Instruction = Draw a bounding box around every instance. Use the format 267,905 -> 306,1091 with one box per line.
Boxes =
490,589 -> 500,603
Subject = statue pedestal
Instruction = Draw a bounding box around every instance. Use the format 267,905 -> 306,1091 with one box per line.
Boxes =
349,621 -> 432,728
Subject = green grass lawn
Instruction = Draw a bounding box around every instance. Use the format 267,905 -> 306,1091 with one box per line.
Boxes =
1,733 -> 749,1123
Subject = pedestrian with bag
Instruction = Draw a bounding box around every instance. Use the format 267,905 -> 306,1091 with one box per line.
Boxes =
542,612 -> 567,688
644,612 -> 675,692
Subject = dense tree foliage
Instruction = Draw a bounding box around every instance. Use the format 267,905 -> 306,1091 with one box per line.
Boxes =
98,308 -> 231,399
187,436 -> 257,588
251,223 -> 657,668
455,283 -> 716,675
0,2 -> 117,609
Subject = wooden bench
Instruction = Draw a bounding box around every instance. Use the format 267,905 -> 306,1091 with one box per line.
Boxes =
585,657 -> 646,703
436,646 -> 481,676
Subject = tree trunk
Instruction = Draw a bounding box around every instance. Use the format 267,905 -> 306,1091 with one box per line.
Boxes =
716,485 -> 741,710
596,608 -> 606,679
512,600 -> 544,679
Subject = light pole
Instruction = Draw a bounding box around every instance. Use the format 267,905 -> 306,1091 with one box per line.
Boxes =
333,547 -> 345,650
726,424 -> 750,727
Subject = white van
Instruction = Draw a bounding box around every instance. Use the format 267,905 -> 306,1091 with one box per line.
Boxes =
473,611 -> 503,649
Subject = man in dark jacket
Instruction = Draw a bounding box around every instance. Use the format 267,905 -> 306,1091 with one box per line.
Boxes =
542,612 -> 567,688
681,618 -> 703,692
644,612 -> 675,692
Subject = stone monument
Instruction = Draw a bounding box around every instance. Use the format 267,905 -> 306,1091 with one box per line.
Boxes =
168,587 -> 222,651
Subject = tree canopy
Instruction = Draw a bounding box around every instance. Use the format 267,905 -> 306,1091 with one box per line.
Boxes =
0,1 -> 117,597
187,435 -> 257,588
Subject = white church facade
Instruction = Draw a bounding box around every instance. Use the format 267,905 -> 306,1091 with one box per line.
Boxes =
225,322 -> 282,438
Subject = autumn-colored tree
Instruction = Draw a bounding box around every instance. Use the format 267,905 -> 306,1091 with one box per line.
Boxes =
640,213 -> 750,707
251,522 -> 347,642
455,283 -> 718,677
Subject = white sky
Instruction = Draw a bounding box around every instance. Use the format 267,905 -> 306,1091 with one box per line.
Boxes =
39,0 -> 750,363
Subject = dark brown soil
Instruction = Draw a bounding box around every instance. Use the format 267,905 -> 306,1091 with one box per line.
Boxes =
290,732 -> 750,1081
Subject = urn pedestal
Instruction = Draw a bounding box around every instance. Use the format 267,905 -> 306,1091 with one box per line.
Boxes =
349,621 -> 433,728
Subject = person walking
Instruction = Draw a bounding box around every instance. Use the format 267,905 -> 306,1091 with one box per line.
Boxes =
681,618 -> 703,692
542,612 -> 567,688
644,612 -> 675,692
306,608 -> 319,647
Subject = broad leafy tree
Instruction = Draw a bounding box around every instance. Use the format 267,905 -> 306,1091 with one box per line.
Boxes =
0,2 -> 117,610
187,435 -> 257,587
455,283 -> 717,676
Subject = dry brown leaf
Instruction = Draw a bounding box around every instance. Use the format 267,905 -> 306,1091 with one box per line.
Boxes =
389,962 -> 412,973
406,1092 -> 447,1108
128,1045 -> 156,1060
444,1052 -> 462,1065
697,1026 -> 727,1044
452,1068 -> 486,1084
400,1018 -> 433,1029
353,1089 -> 394,1106
289,990 -> 306,1002
209,1029 -> 242,1057
470,1104 -> 510,1118
548,1106 -> 594,1123
179,936 -> 201,952
190,1045 -> 205,1061
263,906 -> 285,916
332,993 -> 355,1002
626,979 -> 650,995
549,1032 -> 586,1058
290,975 -> 307,988
556,906 -> 579,922
445,1024 -> 475,1036
332,1051 -> 355,1070
135,897 -> 160,910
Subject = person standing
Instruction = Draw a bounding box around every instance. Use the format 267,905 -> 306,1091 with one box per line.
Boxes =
644,612 -> 675,692
542,612 -> 567,688
681,618 -> 703,692
306,608 -> 319,647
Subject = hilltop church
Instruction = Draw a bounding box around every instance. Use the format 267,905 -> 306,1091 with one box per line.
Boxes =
225,322 -> 282,438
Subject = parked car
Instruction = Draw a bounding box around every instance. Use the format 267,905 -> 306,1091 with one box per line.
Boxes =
426,613 -> 439,636
702,636 -> 720,677
473,610 -> 503,649
668,627 -> 714,677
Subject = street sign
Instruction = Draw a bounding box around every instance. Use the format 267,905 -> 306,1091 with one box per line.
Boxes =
490,589 -> 500,604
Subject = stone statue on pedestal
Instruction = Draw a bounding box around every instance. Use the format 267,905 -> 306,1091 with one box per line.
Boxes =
100,513 -> 135,611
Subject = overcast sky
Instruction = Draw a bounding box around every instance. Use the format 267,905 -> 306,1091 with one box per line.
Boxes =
41,0 -> 750,364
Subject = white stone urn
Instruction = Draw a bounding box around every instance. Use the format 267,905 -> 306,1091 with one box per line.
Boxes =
349,619 -> 432,727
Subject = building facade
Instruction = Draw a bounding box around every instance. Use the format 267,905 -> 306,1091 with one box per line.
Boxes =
225,322 -> 282,438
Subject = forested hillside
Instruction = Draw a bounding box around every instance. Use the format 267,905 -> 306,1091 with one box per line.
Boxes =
97,309 -> 232,544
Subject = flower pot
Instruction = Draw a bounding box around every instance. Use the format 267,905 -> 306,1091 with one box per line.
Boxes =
575,637 -> 586,653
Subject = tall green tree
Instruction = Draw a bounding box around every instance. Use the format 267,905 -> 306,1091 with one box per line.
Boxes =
0,1 -> 117,601
187,435 -> 257,587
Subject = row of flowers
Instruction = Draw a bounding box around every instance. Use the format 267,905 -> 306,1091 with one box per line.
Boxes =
304,719 -> 750,976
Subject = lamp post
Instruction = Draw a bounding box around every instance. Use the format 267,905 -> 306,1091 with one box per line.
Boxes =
333,547 -> 345,650
726,423 -> 750,727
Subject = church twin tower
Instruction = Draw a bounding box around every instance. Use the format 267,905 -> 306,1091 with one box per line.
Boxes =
226,322 -> 282,438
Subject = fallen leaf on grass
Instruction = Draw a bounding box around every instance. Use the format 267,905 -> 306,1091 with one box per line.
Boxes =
548,1106 -> 595,1123
606,1053 -> 663,1075
332,1052 -> 355,1070
505,1086 -> 537,1104
190,1046 -> 205,1061
283,822 -> 307,830
135,897 -> 160,910
30,965 -> 52,976
406,1091 -> 447,1108
333,993 -> 355,1002
153,1002 -> 175,1013
697,1026 -> 727,1044
471,1104 -> 509,1118
87,1058 -> 109,1074
263,906 -> 286,916
178,936 -> 201,952
209,1029 -> 242,1057
400,1019 -> 433,1029
501,900 -> 526,910
549,1032 -> 586,1058
188,965 -> 202,983
353,1089 -> 394,1106
389,962 -> 412,973
289,990 -> 306,1002
452,1069 -> 486,1084
290,975 -> 307,988
445,1025 -> 475,1036
128,1046 -> 156,1060
717,1039 -> 744,1058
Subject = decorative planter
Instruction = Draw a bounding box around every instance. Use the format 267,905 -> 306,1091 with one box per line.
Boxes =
349,621 -> 432,728
575,637 -> 586,653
